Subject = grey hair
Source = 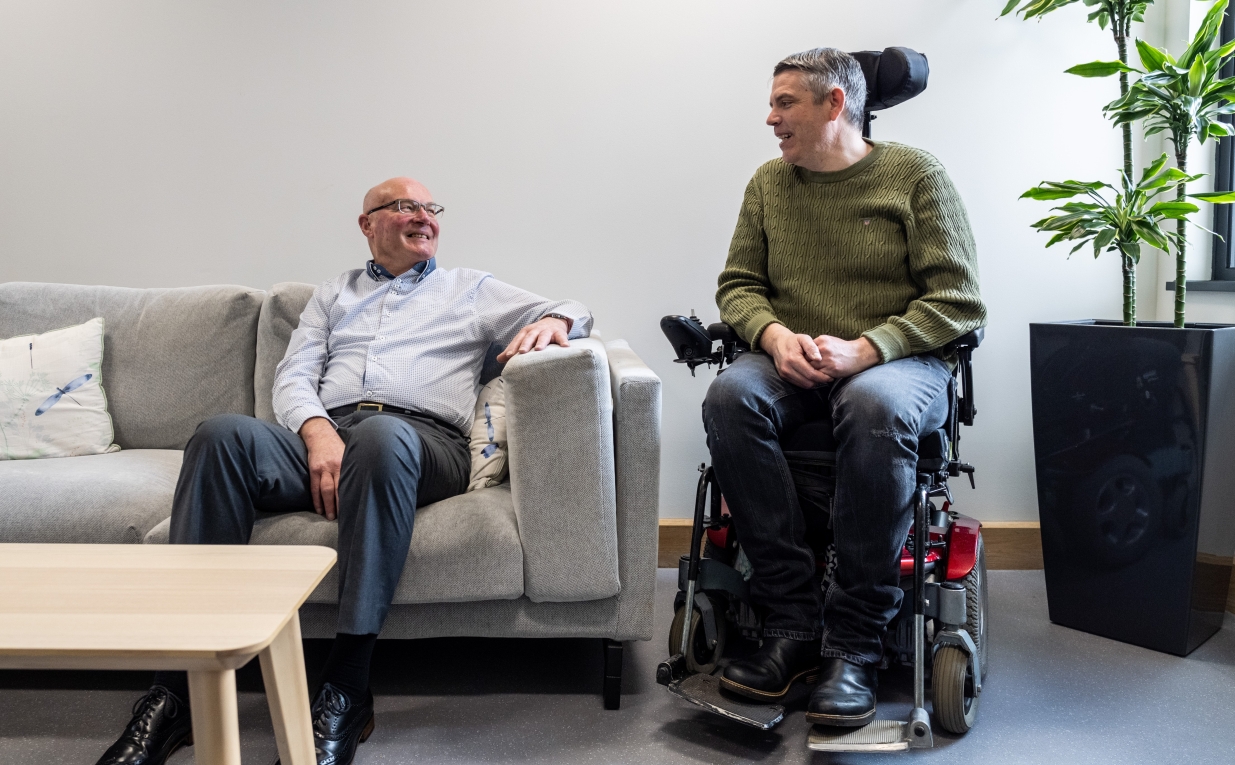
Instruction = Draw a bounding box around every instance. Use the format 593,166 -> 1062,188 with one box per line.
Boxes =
773,47 -> 866,128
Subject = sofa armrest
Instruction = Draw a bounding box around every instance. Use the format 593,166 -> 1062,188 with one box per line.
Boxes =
604,340 -> 662,640
504,338 -> 620,603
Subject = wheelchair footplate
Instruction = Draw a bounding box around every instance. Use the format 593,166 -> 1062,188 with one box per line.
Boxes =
807,707 -> 933,752
665,672 -> 786,730
807,721 -> 910,752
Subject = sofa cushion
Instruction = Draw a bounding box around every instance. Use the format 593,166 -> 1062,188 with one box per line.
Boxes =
255,282 -> 317,423
468,377 -> 508,491
0,283 -> 264,449
145,483 -> 523,605
0,449 -> 182,543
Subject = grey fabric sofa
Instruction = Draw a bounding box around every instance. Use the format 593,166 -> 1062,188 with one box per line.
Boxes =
0,281 -> 661,700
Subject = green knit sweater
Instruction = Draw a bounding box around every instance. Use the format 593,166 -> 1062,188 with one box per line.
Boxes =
717,141 -> 986,363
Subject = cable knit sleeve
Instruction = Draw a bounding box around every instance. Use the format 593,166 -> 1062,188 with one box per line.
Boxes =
716,174 -> 780,348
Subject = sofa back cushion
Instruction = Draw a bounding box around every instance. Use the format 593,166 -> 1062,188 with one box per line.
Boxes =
254,282 -> 317,423
0,282 -> 264,449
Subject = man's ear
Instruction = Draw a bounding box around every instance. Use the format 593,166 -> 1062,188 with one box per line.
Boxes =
828,87 -> 846,123
358,213 -> 374,239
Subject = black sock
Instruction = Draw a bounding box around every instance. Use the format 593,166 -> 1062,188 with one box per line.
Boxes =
320,632 -> 378,701
151,670 -> 190,703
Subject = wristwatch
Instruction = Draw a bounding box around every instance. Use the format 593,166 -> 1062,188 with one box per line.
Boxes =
543,312 -> 573,325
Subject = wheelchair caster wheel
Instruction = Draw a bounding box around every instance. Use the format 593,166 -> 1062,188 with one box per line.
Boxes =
668,604 -> 726,674
932,645 -> 978,734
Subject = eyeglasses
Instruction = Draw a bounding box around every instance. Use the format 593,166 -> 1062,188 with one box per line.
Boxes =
364,199 -> 445,217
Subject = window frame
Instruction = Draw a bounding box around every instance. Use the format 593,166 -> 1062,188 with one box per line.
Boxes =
1210,5 -> 1235,280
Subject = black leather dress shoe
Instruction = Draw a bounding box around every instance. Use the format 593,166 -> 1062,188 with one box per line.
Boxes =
805,657 -> 878,727
95,685 -> 193,765
719,636 -> 821,700
276,683 -> 375,765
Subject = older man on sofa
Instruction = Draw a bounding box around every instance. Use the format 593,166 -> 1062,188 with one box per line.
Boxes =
96,177 -> 593,765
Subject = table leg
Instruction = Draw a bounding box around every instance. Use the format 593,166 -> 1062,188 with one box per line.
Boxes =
187,669 -> 241,765
260,614 -> 316,765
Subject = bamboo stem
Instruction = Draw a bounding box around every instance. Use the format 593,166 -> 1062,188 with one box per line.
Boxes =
1116,23 -> 1136,325
1176,148 -> 1188,328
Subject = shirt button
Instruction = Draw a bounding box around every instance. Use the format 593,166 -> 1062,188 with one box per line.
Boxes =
366,391 -> 373,396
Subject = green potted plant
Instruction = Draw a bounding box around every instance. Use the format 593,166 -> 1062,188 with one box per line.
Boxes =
1006,0 -> 1235,655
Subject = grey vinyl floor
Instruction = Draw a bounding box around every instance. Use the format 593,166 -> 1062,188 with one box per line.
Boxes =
2,569 -> 1235,764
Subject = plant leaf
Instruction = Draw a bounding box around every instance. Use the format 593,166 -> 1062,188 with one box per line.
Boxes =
1189,56 -> 1207,97
1066,60 -> 1140,77
1181,0 -> 1230,67
1136,39 -> 1167,72
1192,190 -> 1235,203
1149,201 -> 1201,217
1139,153 -> 1170,184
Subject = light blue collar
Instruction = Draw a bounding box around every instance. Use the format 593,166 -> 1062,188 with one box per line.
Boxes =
367,258 -> 436,283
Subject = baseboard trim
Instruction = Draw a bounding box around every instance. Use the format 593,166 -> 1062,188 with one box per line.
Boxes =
657,519 -> 1042,570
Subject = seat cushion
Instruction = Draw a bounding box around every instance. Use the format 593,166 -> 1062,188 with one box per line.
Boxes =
145,483 -> 524,605
0,449 -> 182,543
0,282 -> 264,449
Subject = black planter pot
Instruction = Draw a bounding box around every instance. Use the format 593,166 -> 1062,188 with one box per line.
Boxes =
1030,320 -> 1235,656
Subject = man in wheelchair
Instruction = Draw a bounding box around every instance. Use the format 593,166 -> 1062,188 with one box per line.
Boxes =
703,48 -> 986,727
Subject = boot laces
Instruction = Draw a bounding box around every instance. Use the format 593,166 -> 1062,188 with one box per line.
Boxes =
313,683 -> 351,723
127,686 -> 181,737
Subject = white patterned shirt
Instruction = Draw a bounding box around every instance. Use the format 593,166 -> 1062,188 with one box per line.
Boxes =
272,258 -> 592,435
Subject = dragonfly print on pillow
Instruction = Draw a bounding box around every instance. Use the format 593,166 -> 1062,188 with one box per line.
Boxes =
35,373 -> 93,416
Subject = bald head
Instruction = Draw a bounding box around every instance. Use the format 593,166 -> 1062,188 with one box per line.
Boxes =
358,176 -> 440,275
363,177 -> 433,214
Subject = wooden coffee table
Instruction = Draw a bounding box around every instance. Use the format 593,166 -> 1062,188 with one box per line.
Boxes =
0,543 -> 337,765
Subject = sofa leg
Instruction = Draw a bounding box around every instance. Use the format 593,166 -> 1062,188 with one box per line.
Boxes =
602,638 -> 623,710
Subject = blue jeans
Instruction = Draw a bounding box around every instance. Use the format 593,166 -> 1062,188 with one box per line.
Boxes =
168,410 -> 470,635
703,352 -> 951,665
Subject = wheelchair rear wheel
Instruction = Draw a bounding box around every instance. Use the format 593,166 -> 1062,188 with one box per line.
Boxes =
966,534 -> 989,681
668,603 -> 727,674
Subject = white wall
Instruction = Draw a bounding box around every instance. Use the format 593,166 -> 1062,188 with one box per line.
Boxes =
1,0 -> 1187,520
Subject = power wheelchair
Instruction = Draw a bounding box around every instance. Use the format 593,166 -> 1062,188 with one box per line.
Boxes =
652,47 -> 989,753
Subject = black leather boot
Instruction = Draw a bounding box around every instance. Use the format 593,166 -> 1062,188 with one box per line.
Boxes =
95,685 -> 193,765
719,636 -> 821,700
805,657 -> 878,727
276,683 -> 375,765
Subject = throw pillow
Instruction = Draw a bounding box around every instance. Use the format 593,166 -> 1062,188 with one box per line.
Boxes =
0,317 -> 120,459
468,377 -> 507,491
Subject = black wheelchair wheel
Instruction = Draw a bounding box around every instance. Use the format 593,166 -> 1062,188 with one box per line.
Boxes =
932,645 -> 978,734
966,534 -> 989,681
667,603 -> 727,674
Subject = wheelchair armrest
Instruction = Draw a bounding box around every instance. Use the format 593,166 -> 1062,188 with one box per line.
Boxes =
945,328 -> 983,428
943,328 -> 983,355
707,322 -> 751,351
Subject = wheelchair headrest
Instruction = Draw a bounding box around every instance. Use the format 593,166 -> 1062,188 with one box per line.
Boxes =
850,47 -> 929,112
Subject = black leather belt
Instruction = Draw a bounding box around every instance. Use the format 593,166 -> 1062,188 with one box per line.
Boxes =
326,402 -> 468,441
328,401 -> 421,418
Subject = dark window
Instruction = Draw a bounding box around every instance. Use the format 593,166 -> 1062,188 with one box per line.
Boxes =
1212,5 -> 1235,280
